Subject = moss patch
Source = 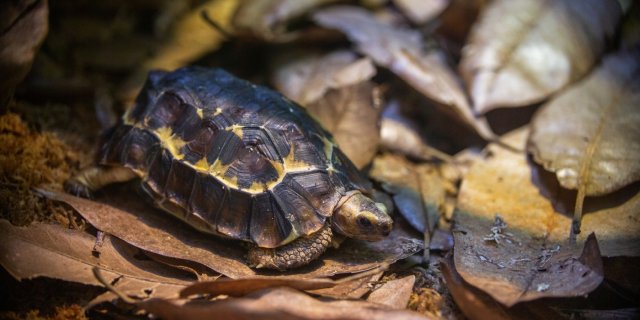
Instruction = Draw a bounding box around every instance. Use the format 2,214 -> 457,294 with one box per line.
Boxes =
0,113 -> 81,227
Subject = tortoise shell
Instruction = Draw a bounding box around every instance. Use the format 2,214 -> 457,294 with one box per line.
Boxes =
99,67 -> 372,248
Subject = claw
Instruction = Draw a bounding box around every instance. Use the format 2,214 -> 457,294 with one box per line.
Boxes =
64,179 -> 93,199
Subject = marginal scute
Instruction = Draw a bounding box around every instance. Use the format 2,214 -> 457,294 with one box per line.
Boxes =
216,190 -> 251,240
250,193 -> 291,247
189,173 -> 226,227
164,159 -> 196,210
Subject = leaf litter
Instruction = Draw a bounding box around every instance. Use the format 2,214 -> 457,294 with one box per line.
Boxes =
528,47 -> 640,239
0,220 -> 191,305
3,0 -> 639,318
36,186 -> 423,279
109,284 -> 430,320
271,49 -> 380,168
460,0 -> 622,113
453,127 -> 640,306
313,5 -> 496,140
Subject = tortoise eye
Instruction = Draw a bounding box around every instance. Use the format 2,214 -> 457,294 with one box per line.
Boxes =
357,216 -> 372,228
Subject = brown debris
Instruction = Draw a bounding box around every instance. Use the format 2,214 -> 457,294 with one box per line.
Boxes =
0,113 -> 79,226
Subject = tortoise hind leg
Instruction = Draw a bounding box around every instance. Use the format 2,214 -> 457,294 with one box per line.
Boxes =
65,165 -> 137,198
247,224 -> 333,270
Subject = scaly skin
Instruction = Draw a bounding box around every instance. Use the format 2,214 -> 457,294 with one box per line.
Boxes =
247,224 -> 333,270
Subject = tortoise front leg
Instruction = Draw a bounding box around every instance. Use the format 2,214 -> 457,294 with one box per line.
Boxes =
65,165 -> 137,198
247,224 -> 333,270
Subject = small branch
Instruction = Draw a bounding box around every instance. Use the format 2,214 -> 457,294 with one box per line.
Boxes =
92,267 -> 137,305
335,262 -> 389,284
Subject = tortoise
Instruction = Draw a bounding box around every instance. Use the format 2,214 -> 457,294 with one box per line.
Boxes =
66,66 -> 393,270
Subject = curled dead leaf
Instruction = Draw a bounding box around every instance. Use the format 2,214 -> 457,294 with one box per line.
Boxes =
528,48 -> 640,196
452,127 -> 640,306
37,186 -> 422,278
528,47 -> 640,239
460,0 -> 622,113
179,266 -> 385,299
271,50 -> 376,106
137,287 -> 429,320
440,255 -> 567,320
0,0 -> 48,108
234,0 -> 339,40
0,220 -> 189,303
370,153 -> 446,234
307,82 -> 382,169
366,275 -> 416,309
270,50 -> 380,168
119,0 -> 239,103
313,6 -> 495,140
180,277 -> 335,298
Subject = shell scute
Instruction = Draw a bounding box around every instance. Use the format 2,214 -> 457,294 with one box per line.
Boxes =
250,193 -> 291,248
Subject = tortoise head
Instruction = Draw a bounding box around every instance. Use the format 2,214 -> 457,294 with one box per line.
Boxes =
332,191 -> 393,241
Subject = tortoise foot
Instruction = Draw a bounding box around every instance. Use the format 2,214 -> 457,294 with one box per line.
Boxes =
247,224 -> 333,270
64,178 -> 94,199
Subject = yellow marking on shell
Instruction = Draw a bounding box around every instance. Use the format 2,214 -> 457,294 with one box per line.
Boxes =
269,143 -> 315,185
156,127 -> 186,160
194,157 -> 210,171
213,107 -> 223,116
279,229 -> 300,246
247,180 -> 268,193
122,108 -> 135,125
226,124 -> 244,139
209,158 -> 231,176
196,108 -> 204,119
143,124 -> 321,195
207,157 -> 272,193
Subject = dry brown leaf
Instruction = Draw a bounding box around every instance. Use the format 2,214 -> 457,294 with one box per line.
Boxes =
370,153 -> 446,234
137,287 -> 429,320
366,275 -> 416,309
435,0 -> 486,47
313,6 -> 495,140
453,127 -> 640,306
440,255 -> 565,320
308,271 -> 383,299
180,277 -> 334,298
460,0 -> 622,113
271,50 -> 379,168
379,114 -> 454,162
118,0 -> 239,103
392,0 -> 449,24
234,0 -> 339,40
459,128 -> 640,258
37,186 -> 422,279
271,50 -> 376,106
0,0 -> 48,108
307,82 -> 381,169
454,210 -> 604,307
0,220 -> 189,302
528,48 -> 640,238
528,48 -> 640,197
440,255 -> 512,320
